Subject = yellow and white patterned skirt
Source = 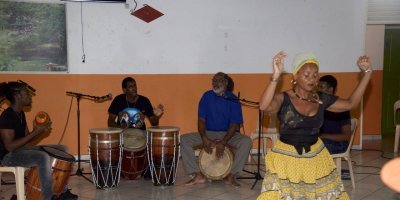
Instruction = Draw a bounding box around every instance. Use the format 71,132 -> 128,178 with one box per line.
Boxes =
257,139 -> 349,200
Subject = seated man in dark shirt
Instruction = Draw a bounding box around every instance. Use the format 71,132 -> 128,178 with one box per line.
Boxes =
0,81 -> 77,200
107,77 -> 164,130
318,75 -> 352,154
107,77 -> 164,180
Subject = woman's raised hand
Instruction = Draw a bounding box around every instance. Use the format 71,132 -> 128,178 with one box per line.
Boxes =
272,51 -> 286,78
357,55 -> 372,72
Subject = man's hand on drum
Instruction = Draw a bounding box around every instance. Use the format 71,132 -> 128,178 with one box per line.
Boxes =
118,112 -> 130,129
33,120 -> 52,135
138,113 -> 145,121
215,141 -> 225,160
201,136 -> 213,154
153,104 -> 164,117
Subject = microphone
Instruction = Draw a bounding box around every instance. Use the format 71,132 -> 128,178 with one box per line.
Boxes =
18,80 -> 36,92
238,91 -> 240,100
96,93 -> 112,102
99,93 -> 112,99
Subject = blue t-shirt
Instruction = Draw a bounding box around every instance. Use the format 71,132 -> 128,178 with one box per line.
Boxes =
198,90 -> 243,131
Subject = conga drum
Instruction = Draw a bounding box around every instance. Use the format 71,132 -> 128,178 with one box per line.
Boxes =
121,128 -> 148,180
147,126 -> 180,186
89,128 -> 122,189
26,146 -> 76,200
199,146 -> 234,180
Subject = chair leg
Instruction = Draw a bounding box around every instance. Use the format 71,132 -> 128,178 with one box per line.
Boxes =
15,168 -> 25,200
345,157 -> 355,189
247,153 -> 252,163
395,125 -> 400,153
271,135 -> 277,146
335,157 -> 342,176
247,151 -> 257,164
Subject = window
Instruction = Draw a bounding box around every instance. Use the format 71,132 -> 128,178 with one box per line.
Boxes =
0,1 -> 67,72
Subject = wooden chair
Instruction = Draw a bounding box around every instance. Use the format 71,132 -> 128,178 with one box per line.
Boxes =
332,118 -> 357,189
0,166 -> 26,200
393,100 -> 400,153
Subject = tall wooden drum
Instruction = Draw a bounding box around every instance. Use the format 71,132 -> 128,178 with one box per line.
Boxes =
26,146 -> 75,200
121,128 -> 148,180
89,128 -> 122,189
147,126 -> 180,186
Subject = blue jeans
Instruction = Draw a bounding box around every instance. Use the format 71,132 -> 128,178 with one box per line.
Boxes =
1,145 -> 67,200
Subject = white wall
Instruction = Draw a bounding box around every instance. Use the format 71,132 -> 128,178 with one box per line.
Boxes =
64,0 -> 367,74
365,25 -> 385,70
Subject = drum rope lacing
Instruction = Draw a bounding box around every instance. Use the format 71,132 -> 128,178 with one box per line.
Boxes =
146,129 -> 180,185
89,134 -> 122,189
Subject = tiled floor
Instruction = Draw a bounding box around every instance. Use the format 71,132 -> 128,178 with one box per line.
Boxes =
1,138 -> 399,200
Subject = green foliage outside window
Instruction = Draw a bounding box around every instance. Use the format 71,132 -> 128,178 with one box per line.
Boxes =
0,1 -> 67,72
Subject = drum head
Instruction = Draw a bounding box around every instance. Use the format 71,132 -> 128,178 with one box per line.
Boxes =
147,126 -> 180,132
90,128 -> 122,134
199,147 -> 233,180
41,146 -> 76,162
123,128 -> 146,150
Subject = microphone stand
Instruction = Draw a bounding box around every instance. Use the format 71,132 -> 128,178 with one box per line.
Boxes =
66,91 -> 102,183
235,97 -> 264,189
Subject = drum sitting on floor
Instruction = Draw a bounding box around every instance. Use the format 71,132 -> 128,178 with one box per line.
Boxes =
121,128 -> 148,180
89,128 -> 122,189
147,126 -> 180,186
26,146 -> 76,200
199,146 -> 234,180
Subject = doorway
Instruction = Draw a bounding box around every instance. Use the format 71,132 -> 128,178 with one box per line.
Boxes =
381,26 -> 400,144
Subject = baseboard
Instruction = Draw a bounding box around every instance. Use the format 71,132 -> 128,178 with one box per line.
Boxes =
74,154 -> 90,161
251,146 -> 364,152
250,149 -> 270,155
76,144 -> 368,159
363,135 -> 381,140
77,153 -> 190,160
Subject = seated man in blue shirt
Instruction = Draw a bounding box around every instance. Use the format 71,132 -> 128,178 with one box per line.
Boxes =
318,75 -> 352,154
180,72 -> 252,187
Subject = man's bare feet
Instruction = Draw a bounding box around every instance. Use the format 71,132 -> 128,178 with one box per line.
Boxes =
185,173 -> 207,186
223,173 -> 240,188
